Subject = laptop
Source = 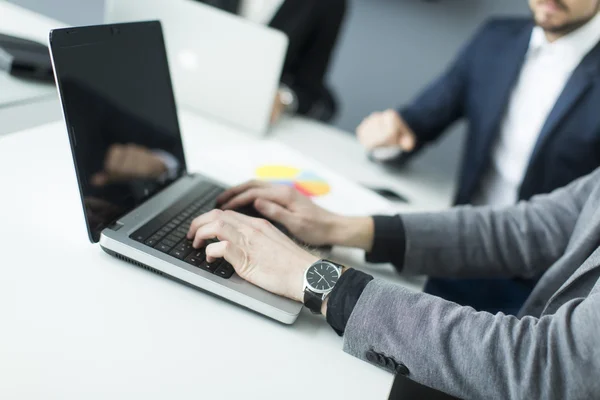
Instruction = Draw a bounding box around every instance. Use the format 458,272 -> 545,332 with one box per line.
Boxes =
0,33 -> 54,82
48,21 -> 302,324
105,0 -> 288,136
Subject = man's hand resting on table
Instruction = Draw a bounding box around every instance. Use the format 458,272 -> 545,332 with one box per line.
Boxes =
216,181 -> 375,251
356,109 -> 417,152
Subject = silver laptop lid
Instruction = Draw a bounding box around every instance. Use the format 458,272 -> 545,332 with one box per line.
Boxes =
106,0 -> 288,136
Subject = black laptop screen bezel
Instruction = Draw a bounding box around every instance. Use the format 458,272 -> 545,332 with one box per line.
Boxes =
49,21 -> 188,243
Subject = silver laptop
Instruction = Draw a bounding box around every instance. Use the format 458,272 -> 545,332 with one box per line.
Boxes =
105,0 -> 288,136
48,21 -> 302,324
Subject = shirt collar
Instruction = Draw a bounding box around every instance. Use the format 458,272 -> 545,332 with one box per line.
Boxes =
529,12 -> 600,60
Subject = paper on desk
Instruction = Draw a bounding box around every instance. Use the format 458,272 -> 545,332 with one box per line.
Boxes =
188,141 -> 394,216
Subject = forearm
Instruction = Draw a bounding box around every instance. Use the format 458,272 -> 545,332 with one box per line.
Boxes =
402,169 -> 598,278
327,169 -> 594,279
328,215 -> 375,251
402,202 -> 577,279
327,214 -> 407,274
342,279 -> 600,399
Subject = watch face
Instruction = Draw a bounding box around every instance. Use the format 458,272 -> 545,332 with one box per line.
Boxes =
306,261 -> 340,293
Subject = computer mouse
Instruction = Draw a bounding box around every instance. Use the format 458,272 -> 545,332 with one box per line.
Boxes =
367,187 -> 410,203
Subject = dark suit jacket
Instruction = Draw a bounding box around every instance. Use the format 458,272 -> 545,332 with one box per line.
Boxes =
196,0 -> 347,120
400,18 -> 600,205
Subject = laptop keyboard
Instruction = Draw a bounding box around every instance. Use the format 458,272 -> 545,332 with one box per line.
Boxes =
130,182 -> 235,279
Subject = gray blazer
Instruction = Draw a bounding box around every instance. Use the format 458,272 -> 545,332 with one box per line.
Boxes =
344,168 -> 600,399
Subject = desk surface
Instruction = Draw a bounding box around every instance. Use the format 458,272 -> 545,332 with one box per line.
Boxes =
0,111 -> 448,399
271,116 -> 455,211
0,1 -> 64,109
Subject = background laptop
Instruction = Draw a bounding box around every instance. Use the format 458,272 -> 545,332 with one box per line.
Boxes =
0,33 -> 53,82
48,21 -> 302,324
105,0 -> 288,136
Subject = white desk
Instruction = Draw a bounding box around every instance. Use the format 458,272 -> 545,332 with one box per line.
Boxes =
0,96 -> 61,136
0,109 -> 452,399
0,2 -> 63,112
270,116 -> 455,211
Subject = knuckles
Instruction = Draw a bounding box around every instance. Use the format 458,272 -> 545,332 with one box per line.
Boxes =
209,209 -> 224,219
281,186 -> 295,202
222,210 -> 236,218
256,218 -> 272,230
214,219 -> 227,232
294,215 -> 309,234
220,241 -> 231,252
189,209 -> 224,233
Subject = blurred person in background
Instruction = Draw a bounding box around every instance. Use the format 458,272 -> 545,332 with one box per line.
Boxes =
357,0 -> 600,315
195,0 -> 347,123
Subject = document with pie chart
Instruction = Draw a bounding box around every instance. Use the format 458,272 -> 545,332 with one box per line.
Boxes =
190,141 -> 393,216
255,165 -> 331,197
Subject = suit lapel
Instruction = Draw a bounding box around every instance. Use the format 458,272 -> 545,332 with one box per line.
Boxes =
269,0 -> 311,34
269,0 -> 292,27
525,42 -> 600,171
268,0 -> 317,63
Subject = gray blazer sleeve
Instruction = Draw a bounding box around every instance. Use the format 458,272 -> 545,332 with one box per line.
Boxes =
343,279 -> 600,399
400,169 -> 600,279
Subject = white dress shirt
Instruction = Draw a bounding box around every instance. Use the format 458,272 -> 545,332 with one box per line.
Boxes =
238,0 -> 284,25
472,13 -> 600,207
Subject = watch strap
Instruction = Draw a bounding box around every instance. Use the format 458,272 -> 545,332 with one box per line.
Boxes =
304,289 -> 324,314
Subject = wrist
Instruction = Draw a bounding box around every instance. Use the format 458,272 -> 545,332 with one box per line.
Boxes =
278,84 -> 298,115
329,215 -> 375,251
321,296 -> 329,316
293,254 -> 320,303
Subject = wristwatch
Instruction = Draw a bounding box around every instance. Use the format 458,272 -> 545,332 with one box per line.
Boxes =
278,84 -> 298,114
303,259 -> 344,314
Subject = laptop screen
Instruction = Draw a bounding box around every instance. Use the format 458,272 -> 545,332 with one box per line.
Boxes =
50,22 -> 187,242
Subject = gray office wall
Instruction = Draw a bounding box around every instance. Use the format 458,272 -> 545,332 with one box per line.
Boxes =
331,0 -> 530,130
7,0 -> 531,175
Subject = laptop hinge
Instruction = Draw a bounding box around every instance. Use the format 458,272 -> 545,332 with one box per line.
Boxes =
108,221 -> 125,231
